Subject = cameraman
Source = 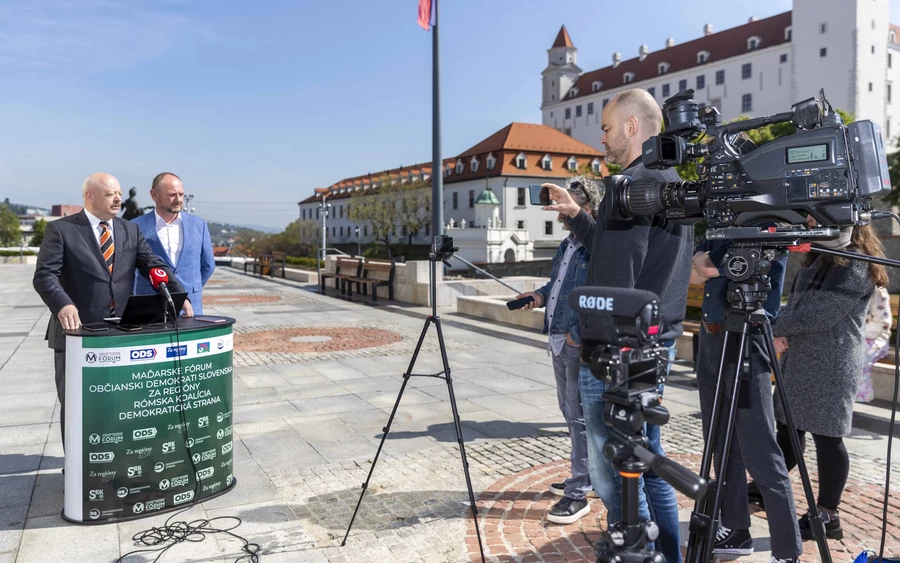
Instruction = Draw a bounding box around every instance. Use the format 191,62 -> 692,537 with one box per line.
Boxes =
515,177 -> 600,524
543,88 -> 693,563
690,238 -> 802,562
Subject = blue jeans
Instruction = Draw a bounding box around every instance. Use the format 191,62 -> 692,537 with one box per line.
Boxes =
579,344 -> 682,563
552,342 -> 591,500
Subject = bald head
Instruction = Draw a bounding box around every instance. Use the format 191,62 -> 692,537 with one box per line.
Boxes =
601,88 -> 663,165
82,173 -> 122,220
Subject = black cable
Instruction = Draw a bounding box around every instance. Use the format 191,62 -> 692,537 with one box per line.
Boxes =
116,302 -> 259,563
875,212 -> 900,563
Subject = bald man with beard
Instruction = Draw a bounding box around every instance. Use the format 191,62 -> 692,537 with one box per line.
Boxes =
33,172 -> 189,447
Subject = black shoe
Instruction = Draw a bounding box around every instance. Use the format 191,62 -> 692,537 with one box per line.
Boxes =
747,480 -> 765,509
799,511 -> 844,540
771,558 -> 798,563
546,496 -> 590,524
713,526 -> 754,556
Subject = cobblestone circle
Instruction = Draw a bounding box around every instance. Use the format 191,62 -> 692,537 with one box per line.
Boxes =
205,293 -> 282,305
237,326 -> 403,353
232,322 -> 476,366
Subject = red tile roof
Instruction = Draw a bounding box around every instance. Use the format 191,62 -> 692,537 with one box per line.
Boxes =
563,12 -> 792,102
552,25 -> 573,49
891,24 -> 900,44
299,123 -> 606,204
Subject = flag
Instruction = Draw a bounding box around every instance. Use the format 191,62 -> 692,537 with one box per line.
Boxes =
417,0 -> 433,31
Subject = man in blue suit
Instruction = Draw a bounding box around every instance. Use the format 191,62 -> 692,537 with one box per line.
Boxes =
132,172 -> 216,315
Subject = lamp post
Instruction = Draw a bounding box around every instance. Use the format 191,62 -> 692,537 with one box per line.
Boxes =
318,195 -> 331,282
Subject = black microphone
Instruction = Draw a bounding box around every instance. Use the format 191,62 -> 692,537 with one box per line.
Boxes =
149,268 -> 175,310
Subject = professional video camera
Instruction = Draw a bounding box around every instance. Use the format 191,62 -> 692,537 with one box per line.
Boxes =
571,287 -> 706,563
607,89 -> 891,235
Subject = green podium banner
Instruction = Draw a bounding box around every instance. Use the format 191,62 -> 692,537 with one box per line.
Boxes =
64,321 -> 235,523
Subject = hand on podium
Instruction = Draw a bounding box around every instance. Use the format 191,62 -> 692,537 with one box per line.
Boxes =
181,299 -> 194,318
58,304 -> 82,330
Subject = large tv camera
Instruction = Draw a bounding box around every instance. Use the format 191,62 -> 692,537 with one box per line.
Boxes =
607,89 -> 891,234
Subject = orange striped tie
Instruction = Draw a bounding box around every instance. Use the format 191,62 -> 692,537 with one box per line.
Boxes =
99,221 -> 114,274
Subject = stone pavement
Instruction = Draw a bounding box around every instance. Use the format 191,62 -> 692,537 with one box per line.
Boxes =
0,263 -> 897,563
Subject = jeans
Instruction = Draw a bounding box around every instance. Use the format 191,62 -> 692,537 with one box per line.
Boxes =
579,344 -> 682,563
552,342 -> 591,500
697,328 -> 801,559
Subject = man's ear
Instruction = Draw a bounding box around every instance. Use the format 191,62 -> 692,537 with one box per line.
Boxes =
626,116 -> 640,138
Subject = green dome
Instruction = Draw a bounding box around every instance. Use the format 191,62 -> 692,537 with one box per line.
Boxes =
474,188 -> 500,205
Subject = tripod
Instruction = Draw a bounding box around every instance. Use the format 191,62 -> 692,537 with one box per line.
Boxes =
342,244 -> 486,563
684,268 -> 832,563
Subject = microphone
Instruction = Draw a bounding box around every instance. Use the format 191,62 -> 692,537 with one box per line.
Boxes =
149,268 -> 175,310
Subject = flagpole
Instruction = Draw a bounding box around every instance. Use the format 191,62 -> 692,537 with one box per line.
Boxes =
431,0 -> 443,237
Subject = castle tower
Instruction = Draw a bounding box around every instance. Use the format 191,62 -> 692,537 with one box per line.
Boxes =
542,25 -> 582,108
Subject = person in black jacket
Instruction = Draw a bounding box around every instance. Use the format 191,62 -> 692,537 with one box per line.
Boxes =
33,172 -> 189,447
543,88 -> 693,563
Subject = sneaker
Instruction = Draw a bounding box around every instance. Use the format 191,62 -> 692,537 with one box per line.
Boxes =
771,558 -> 798,563
546,496 -> 590,524
798,510 -> 844,540
713,526 -> 754,556
549,482 -> 597,498
747,480 -> 765,509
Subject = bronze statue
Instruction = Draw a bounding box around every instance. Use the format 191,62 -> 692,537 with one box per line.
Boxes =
122,187 -> 144,220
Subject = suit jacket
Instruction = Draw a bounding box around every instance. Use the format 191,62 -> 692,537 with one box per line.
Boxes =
131,212 -> 215,315
33,211 -> 185,350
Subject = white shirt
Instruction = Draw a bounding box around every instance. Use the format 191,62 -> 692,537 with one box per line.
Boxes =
155,211 -> 184,266
84,209 -> 113,249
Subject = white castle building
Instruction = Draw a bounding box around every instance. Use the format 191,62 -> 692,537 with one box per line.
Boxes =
542,0 -> 899,149
298,122 -> 606,263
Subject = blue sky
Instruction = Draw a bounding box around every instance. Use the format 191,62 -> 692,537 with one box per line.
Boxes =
2,0 -> 895,229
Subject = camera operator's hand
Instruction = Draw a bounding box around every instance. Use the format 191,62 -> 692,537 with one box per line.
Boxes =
690,252 -> 720,285
541,183 -> 580,218
774,337 -> 789,355
516,292 -> 543,310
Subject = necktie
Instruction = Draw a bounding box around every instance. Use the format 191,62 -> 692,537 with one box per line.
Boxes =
99,221 -> 115,274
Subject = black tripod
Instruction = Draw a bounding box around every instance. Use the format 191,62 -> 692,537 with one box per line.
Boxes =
342,237 -> 486,563
684,247 -> 832,563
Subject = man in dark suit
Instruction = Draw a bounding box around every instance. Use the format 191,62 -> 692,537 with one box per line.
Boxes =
33,172 -> 190,446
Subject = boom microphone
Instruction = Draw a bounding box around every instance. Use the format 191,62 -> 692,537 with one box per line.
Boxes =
149,268 -> 175,310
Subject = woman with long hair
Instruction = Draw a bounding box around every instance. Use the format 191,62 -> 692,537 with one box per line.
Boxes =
768,221 -> 888,541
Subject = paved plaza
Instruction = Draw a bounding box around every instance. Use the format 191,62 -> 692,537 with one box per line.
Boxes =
0,263 -> 898,563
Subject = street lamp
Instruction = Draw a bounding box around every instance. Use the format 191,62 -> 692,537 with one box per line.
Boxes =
318,195 -> 332,281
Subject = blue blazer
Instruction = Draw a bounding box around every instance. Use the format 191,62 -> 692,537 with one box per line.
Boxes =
132,212 -> 216,315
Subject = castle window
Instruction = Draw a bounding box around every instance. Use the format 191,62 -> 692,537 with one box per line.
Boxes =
592,81 -> 602,92
747,36 -> 761,50
697,51 -> 710,64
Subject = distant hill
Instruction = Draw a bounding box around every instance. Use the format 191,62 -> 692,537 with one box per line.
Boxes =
206,221 -> 268,247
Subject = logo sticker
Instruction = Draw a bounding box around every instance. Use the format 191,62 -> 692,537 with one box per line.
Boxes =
154,462 -> 166,473
132,502 -> 144,514
197,342 -> 210,354
117,487 -> 129,498
130,348 -> 158,361
89,434 -> 101,445
127,465 -> 143,478
173,491 -> 194,505
162,441 -> 176,454
85,352 -> 97,363
146,499 -> 165,512
133,427 -> 157,441
89,452 -> 115,463
196,467 -> 214,481
166,345 -> 188,358
89,509 -> 101,520
88,489 -> 104,501
216,339 -> 224,350
198,416 -> 209,428
159,478 -> 170,491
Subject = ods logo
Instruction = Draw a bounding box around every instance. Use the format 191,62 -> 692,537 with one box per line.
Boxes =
154,462 -> 166,473
130,348 -> 157,361
221,442 -> 233,455
173,491 -> 194,505
196,467 -> 214,481
89,509 -> 101,520
89,452 -> 114,463
133,427 -> 157,441
117,487 -> 129,498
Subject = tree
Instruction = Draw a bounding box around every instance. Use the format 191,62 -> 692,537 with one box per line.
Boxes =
0,205 -> 21,246
30,218 -> 46,246
395,178 -> 432,248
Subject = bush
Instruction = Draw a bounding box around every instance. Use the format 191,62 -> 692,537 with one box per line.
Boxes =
285,256 -> 323,269
0,250 -> 35,256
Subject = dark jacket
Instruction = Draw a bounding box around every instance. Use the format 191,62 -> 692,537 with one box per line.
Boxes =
567,160 -> 694,343
33,211 -> 184,350
534,235 -> 590,336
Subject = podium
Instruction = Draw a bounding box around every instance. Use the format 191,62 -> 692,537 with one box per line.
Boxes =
62,317 -> 236,523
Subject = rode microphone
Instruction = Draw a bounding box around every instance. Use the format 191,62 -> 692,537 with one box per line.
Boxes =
149,268 -> 175,310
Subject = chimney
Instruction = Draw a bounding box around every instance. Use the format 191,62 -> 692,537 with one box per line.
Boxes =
703,23 -> 713,36
748,16 -> 757,23
639,44 -> 649,61
665,37 -> 675,48
612,52 -> 622,67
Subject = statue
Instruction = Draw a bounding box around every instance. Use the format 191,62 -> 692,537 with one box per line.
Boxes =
122,187 -> 144,221
460,218 -> 467,229
495,218 -> 502,228
487,218 -> 493,229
